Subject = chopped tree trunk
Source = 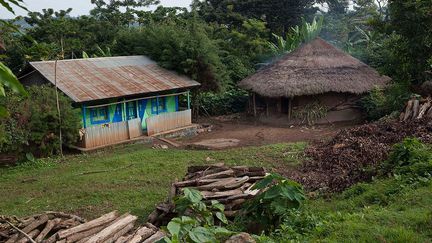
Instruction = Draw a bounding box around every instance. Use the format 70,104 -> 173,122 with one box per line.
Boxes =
86,214 -> 137,243
412,99 -> 420,118
417,100 -> 431,119
34,218 -> 60,242
17,229 -> 40,243
142,231 -> 166,243
57,211 -> 118,239
104,222 -> 134,243
65,224 -> 106,242
403,100 -> 414,121
200,169 -> 235,180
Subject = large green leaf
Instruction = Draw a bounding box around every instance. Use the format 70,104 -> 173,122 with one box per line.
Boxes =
183,188 -> 203,203
0,62 -> 27,96
167,218 -> 181,236
188,227 -> 215,243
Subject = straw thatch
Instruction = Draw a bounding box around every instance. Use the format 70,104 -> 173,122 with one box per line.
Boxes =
239,38 -> 391,98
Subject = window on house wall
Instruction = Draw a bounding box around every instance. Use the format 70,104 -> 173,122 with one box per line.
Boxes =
127,101 -> 138,120
151,97 -> 167,114
90,106 -> 110,124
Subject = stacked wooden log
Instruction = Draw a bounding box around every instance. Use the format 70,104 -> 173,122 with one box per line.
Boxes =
400,97 -> 432,121
0,211 -> 165,243
147,163 -> 266,226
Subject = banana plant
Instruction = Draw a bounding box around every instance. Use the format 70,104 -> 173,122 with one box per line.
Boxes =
267,16 -> 324,57
0,0 -> 29,117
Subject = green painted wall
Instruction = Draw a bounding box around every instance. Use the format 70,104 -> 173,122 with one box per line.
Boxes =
80,95 -> 178,131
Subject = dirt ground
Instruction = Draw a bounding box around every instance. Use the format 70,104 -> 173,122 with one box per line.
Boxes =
178,115 -> 355,149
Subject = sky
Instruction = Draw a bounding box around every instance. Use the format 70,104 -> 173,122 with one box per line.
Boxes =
0,0 -> 193,19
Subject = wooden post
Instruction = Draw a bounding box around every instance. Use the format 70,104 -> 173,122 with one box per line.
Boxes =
253,93 -> 257,117
54,60 -> 63,157
187,91 -> 191,110
82,104 -> 87,128
288,97 -> 293,121
135,100 -> 139,119
156,97 -> 160,115
123,100 -> 127,121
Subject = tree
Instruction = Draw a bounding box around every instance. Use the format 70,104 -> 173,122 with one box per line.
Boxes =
0,85 -> 81,157
192,0 -> 317,35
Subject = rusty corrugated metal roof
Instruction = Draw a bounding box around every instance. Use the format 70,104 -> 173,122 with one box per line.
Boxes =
29,56 -> 200,103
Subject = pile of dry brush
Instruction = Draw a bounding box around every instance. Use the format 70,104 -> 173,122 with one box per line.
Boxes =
289,117 -> 432,192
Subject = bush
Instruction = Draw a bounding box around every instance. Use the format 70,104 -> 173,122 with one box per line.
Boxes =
195,88 -> 249,116
240,174 -> 306,233
360,83 -> 411,121
382,138 -> 432,178
162,188 -> 233,243
0,85 -> 81,158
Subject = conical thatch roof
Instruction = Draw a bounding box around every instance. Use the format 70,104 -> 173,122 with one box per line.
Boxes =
239,38 -> 391,98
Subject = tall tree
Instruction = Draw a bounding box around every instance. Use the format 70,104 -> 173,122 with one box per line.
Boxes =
192,0 -> 317,35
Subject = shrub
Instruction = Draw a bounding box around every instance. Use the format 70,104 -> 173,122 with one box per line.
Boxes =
240,174 -> 306,232
382,138 -> 432,178
360,83 -> 411,121
194,88 -> 249,116
162,188 -> 233,243
0,85 -> 81,158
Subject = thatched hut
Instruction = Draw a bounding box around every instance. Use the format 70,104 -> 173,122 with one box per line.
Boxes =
239,38 -> 391,124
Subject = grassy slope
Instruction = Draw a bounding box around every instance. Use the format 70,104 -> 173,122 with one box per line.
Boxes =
306,179 -> 432,242
0,143 -> 305,221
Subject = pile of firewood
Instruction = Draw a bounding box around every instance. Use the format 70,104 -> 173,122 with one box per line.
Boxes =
0,211 -> 165,243
400,97 -> 432,121
147,163 -> 266,226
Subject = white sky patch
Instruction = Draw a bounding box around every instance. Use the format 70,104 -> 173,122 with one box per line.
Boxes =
0,0 -> 192,19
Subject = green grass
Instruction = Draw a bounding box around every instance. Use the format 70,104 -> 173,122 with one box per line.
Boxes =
307,178 -> 432,242
0,142 -> 305,221
263,176 -> 432,243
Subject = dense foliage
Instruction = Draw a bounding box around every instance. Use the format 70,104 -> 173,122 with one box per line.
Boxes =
163,188 -> 233,243
0,85 -> 81,158
240,174 -> 306,232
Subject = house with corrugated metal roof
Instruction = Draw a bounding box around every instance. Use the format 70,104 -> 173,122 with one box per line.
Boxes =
20,56 -> 200,149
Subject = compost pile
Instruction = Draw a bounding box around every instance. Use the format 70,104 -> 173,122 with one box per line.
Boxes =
289,118 -> 432,192
147,163 -> 266,226
0,211 -> 165,243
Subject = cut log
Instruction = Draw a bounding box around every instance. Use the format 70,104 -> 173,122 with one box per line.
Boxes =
86,214 -> 137,243
412,99 -> 420,119
403,100 -> 414,121
417,101 -> 431,119
134,226 -> 157,241
224,176 -> 250,189
65,224 -> 106,242
21,215 -> 49,234
427,106 -> 432,118
34,218 -> 61,242
114,234 -> 134,243
142,230 -> 166,243
104,222 -> 134,243
53,218 -> 81,231
187,163 -> 226,173
200,189 -> 243,199
45,212 -> 86,223
200,169 -> 235,180
128,234 -> 142,243
57,211 -> 118,239
17,229 -> 39,243
44,232 -> 58,243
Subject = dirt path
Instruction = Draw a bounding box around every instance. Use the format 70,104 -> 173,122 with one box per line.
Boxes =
179,117 -> 354,149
